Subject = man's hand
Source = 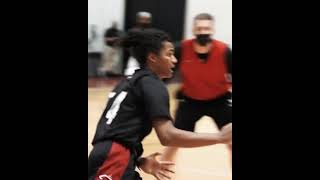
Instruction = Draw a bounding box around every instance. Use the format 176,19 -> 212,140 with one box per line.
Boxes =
139,152 -> 175,180
219,123 -> 232,144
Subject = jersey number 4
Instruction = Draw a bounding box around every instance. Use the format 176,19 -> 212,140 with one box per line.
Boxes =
105,91 -> 128,125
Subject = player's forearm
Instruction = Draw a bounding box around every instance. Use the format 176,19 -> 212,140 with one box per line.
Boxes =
153,120 -> 223,148
165,127 -> 222,147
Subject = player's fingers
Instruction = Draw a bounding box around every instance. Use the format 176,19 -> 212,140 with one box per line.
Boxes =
159,171 -> 171,180
163,167 -> 175,174
156,173 -> 168,180
154,173 -> 161,180
160,161 -> 175,165
160,161 -> 175,173
163,168 -> 175,174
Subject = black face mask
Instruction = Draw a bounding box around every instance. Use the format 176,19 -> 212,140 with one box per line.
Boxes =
196,34 -> 212,46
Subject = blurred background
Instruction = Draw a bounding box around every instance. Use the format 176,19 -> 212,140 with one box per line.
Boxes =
88,0 -> 232,78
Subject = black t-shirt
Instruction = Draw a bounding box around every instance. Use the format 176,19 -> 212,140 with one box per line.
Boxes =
92,69 -> 172,156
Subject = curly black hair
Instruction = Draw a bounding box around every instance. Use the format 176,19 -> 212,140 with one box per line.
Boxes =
121,28 -> 172,67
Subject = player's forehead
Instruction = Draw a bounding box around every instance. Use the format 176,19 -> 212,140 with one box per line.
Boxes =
194,20 -> 213,28
137,17 -> 150,22
161,41 -> 174,52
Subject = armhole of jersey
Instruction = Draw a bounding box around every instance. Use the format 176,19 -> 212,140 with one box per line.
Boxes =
224,46 -> 232,83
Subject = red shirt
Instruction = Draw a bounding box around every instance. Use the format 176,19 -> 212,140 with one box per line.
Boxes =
180,39 -> 230,100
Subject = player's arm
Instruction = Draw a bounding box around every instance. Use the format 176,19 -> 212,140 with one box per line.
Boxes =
225,47 -> 232,84
140,77 -> 231,148
152,119 -> 232,147
140,77 -> 232,147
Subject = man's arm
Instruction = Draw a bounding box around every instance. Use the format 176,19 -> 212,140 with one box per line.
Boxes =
152,119 -> 232,147
225,47 -> 232,81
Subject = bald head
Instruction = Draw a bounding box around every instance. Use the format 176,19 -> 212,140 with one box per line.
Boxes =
136,11 -> 152,29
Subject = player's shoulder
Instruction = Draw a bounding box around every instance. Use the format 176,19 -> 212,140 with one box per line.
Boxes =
140,73 -> 164,89
139,73 -> 157,82
133,69 -> 157,80
110,78 -> 129,94
213,39 -> 229,48
137,71 -> 167,92
181,39 -> 194,45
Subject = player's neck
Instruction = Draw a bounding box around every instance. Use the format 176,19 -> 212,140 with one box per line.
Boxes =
193,41 -> 212,53
145,66 -> 163,79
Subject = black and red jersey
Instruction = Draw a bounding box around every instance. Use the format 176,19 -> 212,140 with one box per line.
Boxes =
91,69 -> 172,155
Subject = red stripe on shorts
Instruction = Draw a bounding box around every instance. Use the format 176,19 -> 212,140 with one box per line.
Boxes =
94,142 -> 130,180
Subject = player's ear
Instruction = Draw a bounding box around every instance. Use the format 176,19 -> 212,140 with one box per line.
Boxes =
147,53 -> 158,63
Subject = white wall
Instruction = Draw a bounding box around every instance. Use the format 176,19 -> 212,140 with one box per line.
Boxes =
88,0 -> 125,52
88,0 -> 232,51
184,0 -> 232,47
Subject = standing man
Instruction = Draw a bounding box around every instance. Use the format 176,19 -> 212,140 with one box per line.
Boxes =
99,21 -> 123,76
161,13 -> 232,163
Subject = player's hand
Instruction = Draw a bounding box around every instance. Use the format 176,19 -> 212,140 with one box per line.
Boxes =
218,123 -> 232,144
139,152 -> 175,180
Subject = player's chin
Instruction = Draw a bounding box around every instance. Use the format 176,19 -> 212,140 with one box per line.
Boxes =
166,69 -> 174,78
161,69 -> 174,78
